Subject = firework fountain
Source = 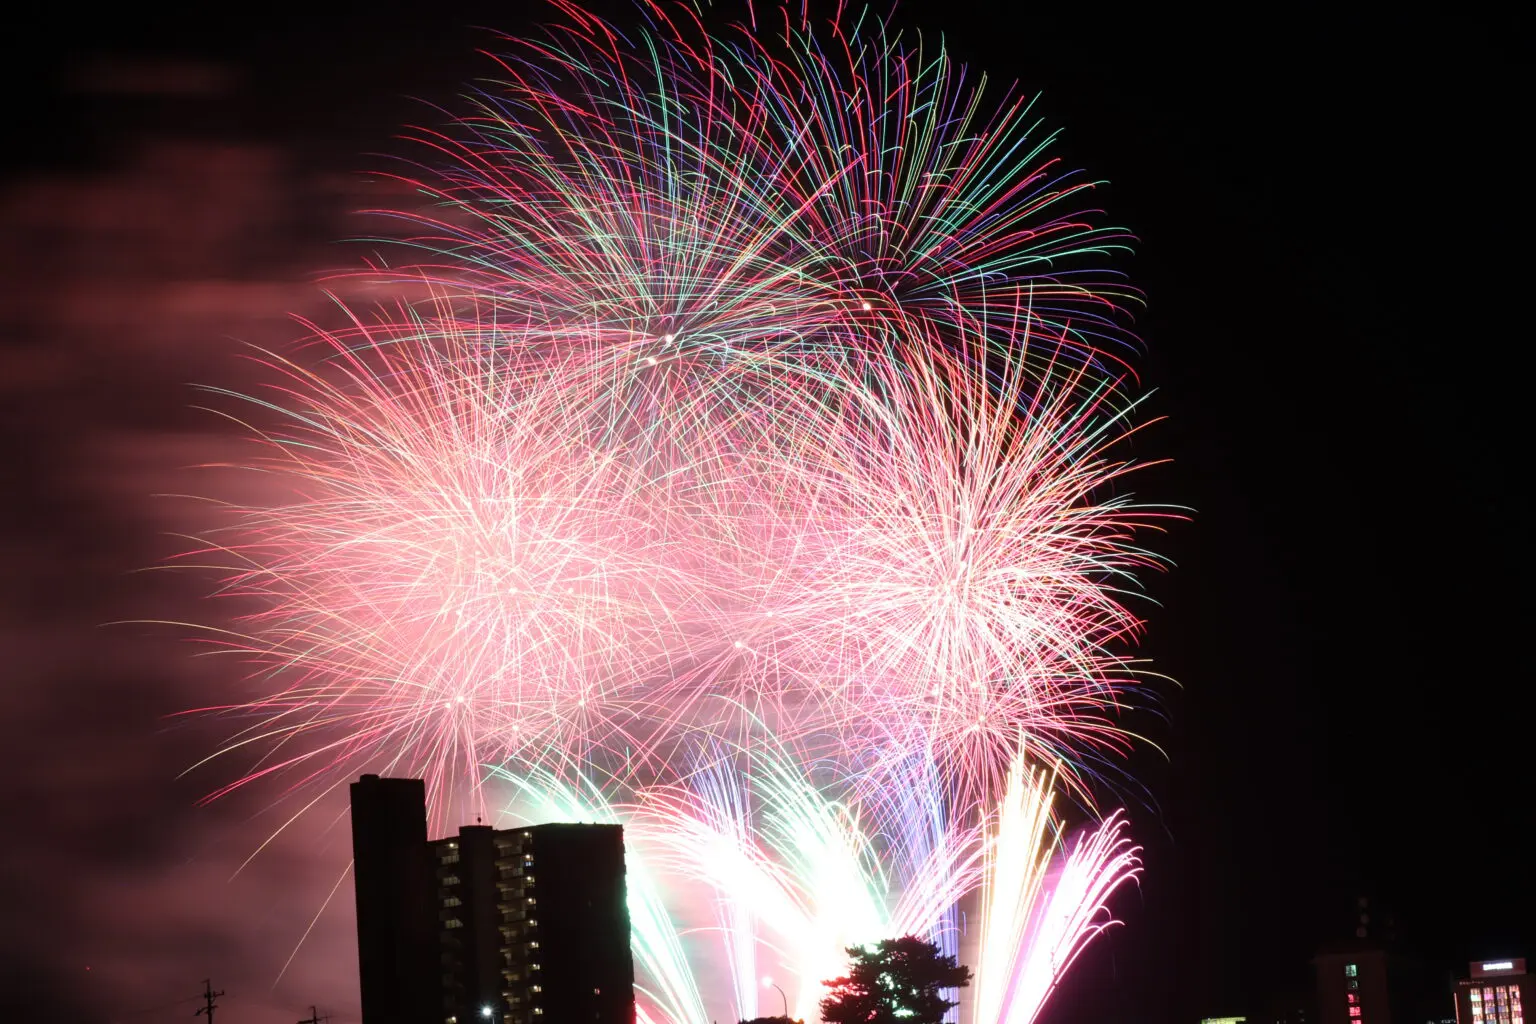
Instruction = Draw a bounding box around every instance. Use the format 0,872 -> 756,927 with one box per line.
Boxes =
182,3 -> 1173,1021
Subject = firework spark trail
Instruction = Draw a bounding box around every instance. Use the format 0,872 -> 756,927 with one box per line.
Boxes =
357,0 -> 1144,386
192,2 -> 1169,802
674,746 -> 762,1018
177,0 -> 1174,1017
973,756 -> 1062,1024
727,320 -> 1166,800
192,311 -> 1165,807
478,743 -> 1137,1023
969,748 -> 1141,1024
1008,811 -> 1141,1022
628,739 -> 1129,1024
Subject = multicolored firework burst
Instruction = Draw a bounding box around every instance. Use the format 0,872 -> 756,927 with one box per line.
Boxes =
178,2 -> 1175,1020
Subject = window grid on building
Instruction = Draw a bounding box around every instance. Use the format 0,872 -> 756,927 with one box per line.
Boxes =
1470,984 -> 1526,1024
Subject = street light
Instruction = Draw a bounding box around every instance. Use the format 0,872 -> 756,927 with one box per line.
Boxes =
762,976 -> 789,1019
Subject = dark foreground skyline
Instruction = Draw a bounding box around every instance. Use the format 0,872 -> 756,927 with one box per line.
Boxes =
0,3 -> 1525,1021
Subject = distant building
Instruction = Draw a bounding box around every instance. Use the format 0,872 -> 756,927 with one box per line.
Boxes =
1304,895 -> 1472,1024
1316,946 -> 1393,1024
350,775 -> 636,1024
1314,895 -> 1447,1024
1453,958 -> 1531,1024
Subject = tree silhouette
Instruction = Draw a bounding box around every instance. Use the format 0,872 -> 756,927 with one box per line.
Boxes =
819,935 -> 972,1024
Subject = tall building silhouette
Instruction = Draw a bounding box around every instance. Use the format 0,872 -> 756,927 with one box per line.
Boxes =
350,776 -> 635,1024
350,775 -> 440,1024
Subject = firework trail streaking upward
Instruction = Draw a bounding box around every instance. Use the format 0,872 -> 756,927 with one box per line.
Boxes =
972,755 -> 1141,1023
486,740 -> 1138,1024
638,741 -> 982,1021
178,1 -> 1176,1019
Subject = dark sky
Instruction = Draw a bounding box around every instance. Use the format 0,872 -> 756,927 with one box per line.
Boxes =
1,3 -> 1525,1022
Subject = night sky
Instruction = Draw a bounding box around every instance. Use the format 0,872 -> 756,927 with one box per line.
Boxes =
1,3 -> 1524,1022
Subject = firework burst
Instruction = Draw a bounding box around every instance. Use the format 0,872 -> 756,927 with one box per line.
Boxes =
191,307 -> 1163,809
176,1 -> 1175,1018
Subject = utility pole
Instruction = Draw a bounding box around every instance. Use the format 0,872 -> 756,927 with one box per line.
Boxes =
297,1007 -> 329,1024
194,979 -> 224,1023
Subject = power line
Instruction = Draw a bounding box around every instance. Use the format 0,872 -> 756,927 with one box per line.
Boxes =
297,1006 -> 330,1024
108,993 -> 202,1019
